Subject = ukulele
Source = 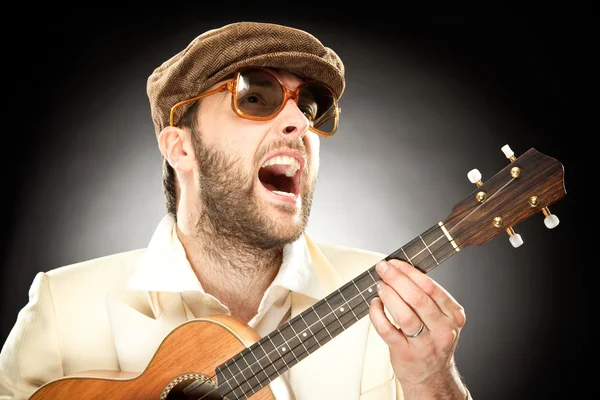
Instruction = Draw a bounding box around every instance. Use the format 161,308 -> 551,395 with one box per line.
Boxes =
30,145 -> 566,400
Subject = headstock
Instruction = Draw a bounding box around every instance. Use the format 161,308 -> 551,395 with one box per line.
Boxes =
443,145 -> 566,249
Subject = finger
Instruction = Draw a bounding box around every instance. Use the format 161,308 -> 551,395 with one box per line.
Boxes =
388,258 -> 466,325
368,296 -> 405,347
376,260 -> 444,328
376,279 -> 426,341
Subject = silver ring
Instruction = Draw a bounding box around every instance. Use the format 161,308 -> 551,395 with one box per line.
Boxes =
404,322 -> 424,338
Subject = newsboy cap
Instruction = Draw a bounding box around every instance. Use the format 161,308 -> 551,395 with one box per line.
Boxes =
147,21 -> 345,137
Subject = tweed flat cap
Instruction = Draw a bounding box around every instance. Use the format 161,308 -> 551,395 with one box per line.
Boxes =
147,21 -> 345,137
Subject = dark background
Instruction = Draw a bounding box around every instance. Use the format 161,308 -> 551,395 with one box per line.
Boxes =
2,9 -> 588,399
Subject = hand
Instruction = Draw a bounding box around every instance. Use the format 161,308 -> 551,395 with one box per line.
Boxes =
369,259 -> 468,399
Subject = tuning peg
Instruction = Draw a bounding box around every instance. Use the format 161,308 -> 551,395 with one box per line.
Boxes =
528,196 -> 560,229
501,144 -> 517,162
494,217 -> 524,248
506,227 -> 524,248
542,207 -> 560,229
467,169 -> 483,187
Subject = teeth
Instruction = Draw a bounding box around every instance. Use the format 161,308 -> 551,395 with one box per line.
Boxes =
261,155 -> 301,177
272,190 -> 295,197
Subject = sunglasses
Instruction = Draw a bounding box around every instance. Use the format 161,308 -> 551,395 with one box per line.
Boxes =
169,67 -> 340,137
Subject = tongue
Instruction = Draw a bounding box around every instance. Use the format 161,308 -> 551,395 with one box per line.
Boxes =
259,164 -> 294,194
264,183 -> 279,192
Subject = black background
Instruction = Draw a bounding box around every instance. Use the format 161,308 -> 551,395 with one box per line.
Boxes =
2,8 -> 589,399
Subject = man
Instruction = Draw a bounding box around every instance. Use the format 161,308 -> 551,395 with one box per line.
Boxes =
0,21 -> 471,399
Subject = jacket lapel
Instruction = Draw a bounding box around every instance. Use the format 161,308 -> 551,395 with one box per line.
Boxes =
105,290 -> 189,373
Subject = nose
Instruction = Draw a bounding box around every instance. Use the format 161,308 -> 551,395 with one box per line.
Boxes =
275,98 -> 311,140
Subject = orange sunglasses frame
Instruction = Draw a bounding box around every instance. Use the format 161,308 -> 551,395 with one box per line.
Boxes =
168,67 -> 340,137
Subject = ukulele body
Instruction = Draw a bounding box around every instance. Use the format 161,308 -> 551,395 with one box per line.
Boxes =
30,315 -> 294,400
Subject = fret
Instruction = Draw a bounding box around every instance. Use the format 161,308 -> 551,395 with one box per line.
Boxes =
276,325 -> 306,367
349,282 -> 366,306
335,282 -> 362,327
268,330 -> 295,368
330,289 -> 357,328
290,317 -> 319,352
338,296 -> 359,327
228,357 -> 254,397
339,279 -> 359,302
313,302 -> 343,336
411,236 -> 433,266
259,340 -> 285,381
399,246 -> 412,265
217,378 -> 237,398
262,330 -> 298,375
285,322 -> 310,358
419,235 -> 439,265
216,368 -> 236,399
309,304 -> 332,336
431,223 -> 460,264
240,349 -> 266,388
282,345 -> 300,369
342,294 -> 364,324
247,343 -> 275,384
362,273 -> 379,314
217,362 -> 236,387
420,225 -> 448,265
394,237 -> 424,264
238,351 -> 262,391
350,271 -> 378,318
386,224 -> 454,274
367,268 -> 381,285
234,353 -> 257,384
419,226 -> 450,272
296,312 -> 318,350
300,307 -> 332,349
431,246 -> 458,267
223,362 -> 246,400
325,297 -> 353,336
324,290 -> 346,310
269,329 -> 285,349
266,335 -> 290,374
310,304 -> 334,340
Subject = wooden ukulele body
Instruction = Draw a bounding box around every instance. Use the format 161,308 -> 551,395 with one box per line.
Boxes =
30,315 -> 292,399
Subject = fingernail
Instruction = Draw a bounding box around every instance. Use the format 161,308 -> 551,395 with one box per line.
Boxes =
377,280 -> 385,292
376,261 -> 389,274
390,258 -> 409,272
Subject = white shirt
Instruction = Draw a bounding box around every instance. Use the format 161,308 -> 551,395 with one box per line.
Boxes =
126,214 -> 319,337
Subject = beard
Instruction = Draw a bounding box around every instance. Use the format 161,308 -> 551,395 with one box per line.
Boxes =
192,132 -> 316,250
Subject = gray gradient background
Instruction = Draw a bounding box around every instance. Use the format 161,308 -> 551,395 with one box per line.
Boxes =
1,9 -> 587,400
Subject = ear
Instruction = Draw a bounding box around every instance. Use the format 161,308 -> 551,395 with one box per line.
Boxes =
158,126 -> 196,172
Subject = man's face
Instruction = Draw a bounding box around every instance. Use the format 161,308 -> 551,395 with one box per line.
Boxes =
192,69 -> 321,249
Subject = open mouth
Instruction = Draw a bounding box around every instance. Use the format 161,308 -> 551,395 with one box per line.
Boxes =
258,155 -> 302,198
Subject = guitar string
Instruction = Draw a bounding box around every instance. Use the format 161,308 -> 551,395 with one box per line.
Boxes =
223,238 -> 462,399
199,214 -> 498,400
199,183 -> 524,399
206,239 -> 457,400
216,185 -> 529,399
197,223 -> 477,400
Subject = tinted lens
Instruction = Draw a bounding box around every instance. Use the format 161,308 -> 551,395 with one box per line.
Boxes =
298,82 -> 337,135
236,69 -> 284,117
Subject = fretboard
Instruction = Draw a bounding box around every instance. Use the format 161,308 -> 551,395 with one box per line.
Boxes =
216,222 -> 460,399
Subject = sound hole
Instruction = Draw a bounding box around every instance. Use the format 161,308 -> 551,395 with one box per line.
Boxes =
162,373 -> 223,400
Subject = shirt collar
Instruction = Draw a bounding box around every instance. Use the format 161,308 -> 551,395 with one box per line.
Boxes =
127,214 -> 322,299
